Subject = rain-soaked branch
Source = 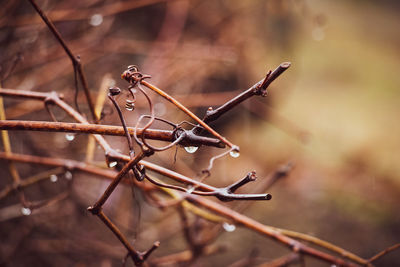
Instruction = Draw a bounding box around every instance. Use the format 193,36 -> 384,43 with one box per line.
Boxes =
144,171 -> 271,202
121,66 -> 238,150
185,194 -> 361,267
87,144 -> 159,265
108,87 -> 134,156
368,243 -> 400,264
96,210 -> 160,266
27,0 -> 98,123
0,120 -> 224,148
193,62 -> 291,134
0,82 -> 383,266
0,151 -> 394,266
256,252 -> 301,267
0,167 -> 64,200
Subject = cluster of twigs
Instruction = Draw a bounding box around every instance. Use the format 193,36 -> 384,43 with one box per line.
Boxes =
0,0 -> 399,266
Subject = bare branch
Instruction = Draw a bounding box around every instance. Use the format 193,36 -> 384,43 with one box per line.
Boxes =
368,243 -> 400,264
0,120 -> 224,148
122,66 -> 238,150
193,62 -> 291,134
27,0 -> 98,122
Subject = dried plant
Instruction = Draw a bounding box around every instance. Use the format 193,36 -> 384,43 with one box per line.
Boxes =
0,1 -> 398,266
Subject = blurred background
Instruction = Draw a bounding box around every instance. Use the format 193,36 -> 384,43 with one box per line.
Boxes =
0,0 -> 399,266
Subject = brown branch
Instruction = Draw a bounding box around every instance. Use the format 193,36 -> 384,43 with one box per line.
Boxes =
0,152 -> 118,180
185,194 -> 361,267
87,144 -> 158,265
256,253 -> 301,267
0,151 -> 377,266
206,62 -> 290,124
122,67 -> 238,150
88,150 -> 148,214
0,167 -> 64,200
193,62 -> 291,134
27,0 -> 98,123
0,149 -> 157,265
108,87 -> 135,156
0,88 -> 62,101
0,120 -> 224,148
14,0 -> 171,27
0,88 -> 167,159
142,169 -> 271,201
192,171 -> 272,201
368,243 -> 400,264
96,210 -> 159,266
149,245 -> 226,266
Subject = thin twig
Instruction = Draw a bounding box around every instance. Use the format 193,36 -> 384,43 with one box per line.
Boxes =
88,150 -> 147,214
96,210 -> 158,266
205,62 -> 290,124
86,74 -> 112,162
193,62 -> 291,134
0,167 -> 64,200
122,67 -> 238,150
27,0 -> 98,122
256,252 -> 300,267
185,194 -> 361,267
0,151 -> 379,266
108,87 -> 135,156
0,120 -> 224,148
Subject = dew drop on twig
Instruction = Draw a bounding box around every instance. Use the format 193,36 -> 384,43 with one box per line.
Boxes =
184,146 -> 198,153
222,222 -> 236,232
229,150 -> 240,158
64,171 -> 73,180
65,133 -> 75,141
186,186 -> 195,194
21,207 -> 31,216
89,14 -> 103,27
50,174 -> 58,183
108,161 -> 117,168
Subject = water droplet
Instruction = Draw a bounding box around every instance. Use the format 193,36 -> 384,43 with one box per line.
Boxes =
222,222 -> 236,232
64,171 -> 73,180
89,14 -> 103,27
21,207 -> 31,216
187,187 -> 195,194
184,146 -> 198,153
65,133 -> 75,141
108,161 -> 117,168
229,150 -> 240,158
50,174 -> 58,183
125,100 -> 135,111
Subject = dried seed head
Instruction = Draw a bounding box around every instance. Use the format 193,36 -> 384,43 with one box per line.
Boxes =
108,86 -> 121,96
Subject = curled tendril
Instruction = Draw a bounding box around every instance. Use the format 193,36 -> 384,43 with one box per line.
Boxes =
123,68 -> 182,152
134,115 -> 187,151
201,146 -> 240,180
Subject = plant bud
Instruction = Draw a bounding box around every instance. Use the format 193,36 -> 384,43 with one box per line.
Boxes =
108,86 -> 121,96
